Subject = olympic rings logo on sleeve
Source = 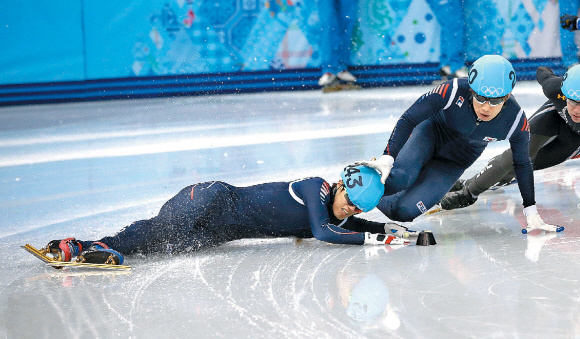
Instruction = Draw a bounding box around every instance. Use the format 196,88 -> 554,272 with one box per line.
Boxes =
567,89 -> 580,100
480,86 -> 504,97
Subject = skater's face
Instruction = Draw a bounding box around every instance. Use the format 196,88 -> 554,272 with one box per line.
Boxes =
472,93 -> 509,121
333,181 -> 363,220
566,98 -> 580,122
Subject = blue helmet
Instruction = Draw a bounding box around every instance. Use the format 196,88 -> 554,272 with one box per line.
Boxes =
340,165 -> 384,212
562,64 -> 580,101
468,55 -> 516,98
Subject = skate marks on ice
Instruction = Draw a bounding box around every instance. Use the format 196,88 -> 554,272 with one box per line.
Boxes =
414,166 -> 580,336
3,83 -> 580,337
6,239 -> 411,338
175,239 -> 401,337
6,213 -> 580,338
9,162 -> 580,338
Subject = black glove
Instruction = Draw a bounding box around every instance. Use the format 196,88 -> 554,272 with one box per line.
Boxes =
561,14 -> 579,31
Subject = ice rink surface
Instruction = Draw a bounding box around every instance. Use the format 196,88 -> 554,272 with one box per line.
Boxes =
2,82 -> 580,338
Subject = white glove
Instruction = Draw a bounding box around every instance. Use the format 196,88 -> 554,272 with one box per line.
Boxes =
384,222 -> 419,238
354,155 -> 394,184
364,232 -> 408,245
522,205 -> 564,234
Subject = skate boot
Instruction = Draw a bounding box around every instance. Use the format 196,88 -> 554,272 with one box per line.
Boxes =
78,242 -> 124,265
46,238 -> 123,265
336,70 -> 357,83
453,66 -> 468,78
440,185 -> 478,210
46,238 -> 83,262
439,65 -> 468,79
439,65 -> 453,79
448,179 -> 465,192
318,72 -> 337,86
321,71 -> 361,93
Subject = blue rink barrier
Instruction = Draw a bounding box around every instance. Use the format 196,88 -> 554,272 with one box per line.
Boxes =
0,58 -> 566,107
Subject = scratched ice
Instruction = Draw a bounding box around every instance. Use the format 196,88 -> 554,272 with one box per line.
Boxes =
1,83 -> 580,338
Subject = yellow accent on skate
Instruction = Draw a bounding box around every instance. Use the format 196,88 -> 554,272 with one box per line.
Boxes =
21,244 -> 55,263
424,206 -> 443,215
46,261 -> 131,270
22,244 -> 131,270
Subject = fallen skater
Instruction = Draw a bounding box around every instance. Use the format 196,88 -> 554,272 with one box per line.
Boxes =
30,165 -> 416,266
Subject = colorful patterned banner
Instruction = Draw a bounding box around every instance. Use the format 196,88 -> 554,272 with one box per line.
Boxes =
0,0 -> 568,84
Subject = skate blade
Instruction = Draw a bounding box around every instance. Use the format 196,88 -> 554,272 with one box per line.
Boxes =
22,244 -> 55,263
47,261 -> 132,270
322,83 -> 361,93
424,205 -> 443,215
23,244 -> 131,270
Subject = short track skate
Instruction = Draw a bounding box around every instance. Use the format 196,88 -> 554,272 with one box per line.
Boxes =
22,244 -> 131,270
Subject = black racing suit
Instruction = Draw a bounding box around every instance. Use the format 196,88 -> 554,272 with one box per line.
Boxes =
465,66 -> 580,195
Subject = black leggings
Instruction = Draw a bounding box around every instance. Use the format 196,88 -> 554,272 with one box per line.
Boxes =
466,105 -> 580,195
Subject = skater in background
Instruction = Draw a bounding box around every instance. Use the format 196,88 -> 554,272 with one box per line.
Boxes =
559,4 -> 580,68
354,54 -> 563,234
44,165 -> 415,265
426,0 -> 468,79
317,0 -> 358,87
440,65 -> 580,219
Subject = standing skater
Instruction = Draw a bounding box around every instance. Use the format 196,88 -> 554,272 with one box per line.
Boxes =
355,55 -> 563,234
317,0 -> 359,91
559,7 -> 580,68
426,0 -> 468,79
39,165 -> 414,265
440,65 -> 580,222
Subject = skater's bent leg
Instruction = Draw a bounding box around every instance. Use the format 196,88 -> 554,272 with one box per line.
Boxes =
384,120 -> 437,195
532,134 -> 580,170
377,192 -> 414,222
465,134 -> 552,195
378,159 -> 465,221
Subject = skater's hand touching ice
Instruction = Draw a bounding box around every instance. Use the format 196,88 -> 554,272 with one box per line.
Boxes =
522,205 -> 564,234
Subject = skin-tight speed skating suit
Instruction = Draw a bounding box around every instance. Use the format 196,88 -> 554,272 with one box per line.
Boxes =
376,77 -> 533,222
79,178 -> 387,254
463,66 -> 580,194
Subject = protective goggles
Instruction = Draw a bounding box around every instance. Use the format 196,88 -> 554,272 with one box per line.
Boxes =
472,91 -> 507,106
344,191 -> 363,213
566,98 -> 580,107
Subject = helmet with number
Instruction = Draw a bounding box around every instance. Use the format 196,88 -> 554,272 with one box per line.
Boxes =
340,165 -> 384,212
562,64 -> 580,101
468,55 -> 516,98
